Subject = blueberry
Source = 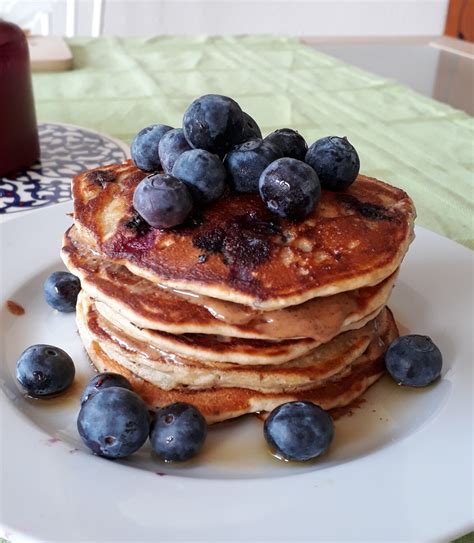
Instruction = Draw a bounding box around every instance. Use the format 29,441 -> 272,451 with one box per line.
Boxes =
305,136 -> 360,191
259,157 -> 321,221
133,173 -> 193,229
43,271 -> 81,312
131,124 -> 173,172
172,149 -> 226,204
385,335 -> 442,387
77,387 -> 150,459
224,138 -> 282,193
149,402 -> 207,462
16,344 -> 75,397
241,112 -> 262,140
80,372 -> 132,405
158,128 -> 192,175
183,94 -> 244,157
264,128 -> 308,161
264,401 -> 334,462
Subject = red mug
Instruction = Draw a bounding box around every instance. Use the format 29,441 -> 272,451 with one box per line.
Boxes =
0,20 -> 40,177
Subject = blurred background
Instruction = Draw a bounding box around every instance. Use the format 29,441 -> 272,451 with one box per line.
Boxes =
0,0 -> 468,37
1,0 -> 472,114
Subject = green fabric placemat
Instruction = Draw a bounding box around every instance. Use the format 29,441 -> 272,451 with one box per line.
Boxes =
32,35 -> 473,249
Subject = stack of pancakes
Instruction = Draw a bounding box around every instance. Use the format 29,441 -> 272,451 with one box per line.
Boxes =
62,161 -> 415,423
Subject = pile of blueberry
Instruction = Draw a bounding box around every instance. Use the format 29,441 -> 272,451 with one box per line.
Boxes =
78,375 -> 208,461
130,94 -> 361,228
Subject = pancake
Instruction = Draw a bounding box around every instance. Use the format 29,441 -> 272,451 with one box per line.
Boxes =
79,294 -> 391,392
92,292 -> 385,365
78,306 -> 398,424
63,225 -> 397,340
72,160 -> 415,309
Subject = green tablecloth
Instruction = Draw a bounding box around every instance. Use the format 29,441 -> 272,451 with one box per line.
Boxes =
32,35 -> 473,249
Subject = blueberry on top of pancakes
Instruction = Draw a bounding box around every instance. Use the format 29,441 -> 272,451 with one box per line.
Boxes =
133,173 -> 193,229
306,136 -> 360,191
158,128 -> 192,176
183,94 -> 244,157
224,138 -> 282,193
241,111 -> 262,140
172,148 -> 226,204
259,157 -> 321,221
264,128 -> 308,161
131,124 -> 173,172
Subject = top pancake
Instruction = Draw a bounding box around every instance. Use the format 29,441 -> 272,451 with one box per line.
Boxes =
72,160 -> 415,309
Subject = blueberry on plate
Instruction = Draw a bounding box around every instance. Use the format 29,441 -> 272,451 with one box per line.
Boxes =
241,111 -> 262,141
158,128 -> 192,175
224,138 -> 282,193
77,387 -> 150,459
305,136 -> 360,191
264,128 -> 308,161
80,372 -> 132,405
259,157 -> 321,221
131,124 -> 173,172
150,402 -> 207,462
385,335 -> 442,387
172,149 -> 226,204
16,344 -> 75,397
264,401 -> 334,462
183,94 -> 244,157
133,173 -> 193,229
43,271 -> 81,312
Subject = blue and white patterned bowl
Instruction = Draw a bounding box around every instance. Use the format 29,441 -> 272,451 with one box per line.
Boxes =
0,122 -> 129,214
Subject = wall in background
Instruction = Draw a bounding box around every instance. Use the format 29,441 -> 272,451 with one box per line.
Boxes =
2,0 -> 449,37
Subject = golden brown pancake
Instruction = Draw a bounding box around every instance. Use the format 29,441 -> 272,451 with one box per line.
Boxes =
79,293 -> 391,392
78,304 -> 398,424
72,161 -> 415,309
92,295 -> 384,365
63,225 -> 397,340
68,160 -> 410,424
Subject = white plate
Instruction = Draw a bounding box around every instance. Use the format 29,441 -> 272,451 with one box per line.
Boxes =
0,203 -> 472,542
